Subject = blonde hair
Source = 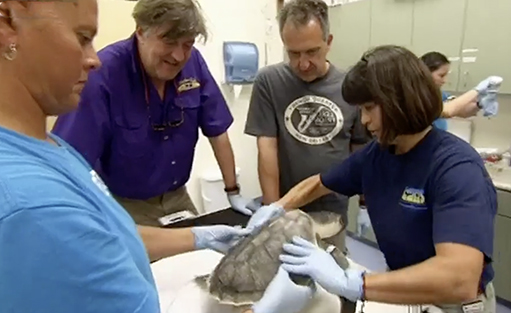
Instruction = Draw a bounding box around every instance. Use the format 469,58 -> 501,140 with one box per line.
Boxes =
132,0 -> 208,42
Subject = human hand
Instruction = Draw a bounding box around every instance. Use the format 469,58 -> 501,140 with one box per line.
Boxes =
356,207 -> 372,237
280,236 -> 365,302
191,225 -> 250,254
474,76 -> 503,95
228,194 -> 258,216
252,266 -> 316,313
479,94 -> 499,117
475,76 -> 503,117
245,203 -> 285,231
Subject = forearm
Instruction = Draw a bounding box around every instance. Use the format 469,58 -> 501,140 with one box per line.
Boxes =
259,166 -> 280,205
276,175 -> 330,211
137,226 -> 195,262
441,90 -> 479,118
364,256 -> 480,304
450,102 -> 480,118
209,132 -> 237,188
257,137 -> 280,204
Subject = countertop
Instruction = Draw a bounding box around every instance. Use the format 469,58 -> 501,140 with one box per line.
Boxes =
484,162 -> 511,192
485,164 -> 511,192
155,209 -> 444,313
493,180 -> 511,192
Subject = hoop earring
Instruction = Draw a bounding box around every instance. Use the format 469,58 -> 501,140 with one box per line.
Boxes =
3,43 -> 17,61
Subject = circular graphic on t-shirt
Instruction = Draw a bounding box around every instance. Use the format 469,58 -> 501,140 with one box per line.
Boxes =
284,95 -> 344,145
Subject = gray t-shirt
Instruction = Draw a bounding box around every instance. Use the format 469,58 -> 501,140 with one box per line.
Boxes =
244,62 -> 370,219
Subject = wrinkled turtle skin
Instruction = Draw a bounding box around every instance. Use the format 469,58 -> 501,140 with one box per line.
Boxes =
195,209 -> 357,313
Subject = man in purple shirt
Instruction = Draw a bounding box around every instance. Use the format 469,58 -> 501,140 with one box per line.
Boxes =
52,0 -> 253,226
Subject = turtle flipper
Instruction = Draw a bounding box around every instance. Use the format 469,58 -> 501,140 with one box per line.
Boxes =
194,274 -> 211,292
316,235 -> 350,270
316,235 -> 357,313
341,296 -> 358,313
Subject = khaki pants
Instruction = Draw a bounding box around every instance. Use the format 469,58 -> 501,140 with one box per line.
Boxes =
114,186 -> 199,226
433,282 -> 496,313
386,265 -> 496,313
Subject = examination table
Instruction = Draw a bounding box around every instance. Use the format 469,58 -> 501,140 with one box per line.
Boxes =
150,208 -> 433,313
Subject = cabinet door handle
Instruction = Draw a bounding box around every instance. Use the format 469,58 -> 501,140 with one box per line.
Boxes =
463,71 -> 469,88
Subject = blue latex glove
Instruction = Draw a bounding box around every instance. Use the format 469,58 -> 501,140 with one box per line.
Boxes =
356,207 -> 372,237
191,225 -> 251,254
245,202 -> 285,231
228,193 -> 258,215
479,93 -> 499,117
474,76 -> 501,94
474,76 -> 503,117
252,266 -> 316,313
280,236 -> 365,302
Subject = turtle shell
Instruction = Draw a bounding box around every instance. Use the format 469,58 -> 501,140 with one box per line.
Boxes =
195,209 -> 350,308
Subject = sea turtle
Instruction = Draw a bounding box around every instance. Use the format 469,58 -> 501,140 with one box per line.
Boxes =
195,209 -> 357,313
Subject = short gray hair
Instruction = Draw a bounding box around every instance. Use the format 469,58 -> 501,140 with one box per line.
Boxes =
132,0 -> 208,42
278,0 -> 330,41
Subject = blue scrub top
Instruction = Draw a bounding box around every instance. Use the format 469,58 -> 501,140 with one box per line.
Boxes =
320,127 -> 496,289
432,91 -> 450,130
0,127 -> 160,313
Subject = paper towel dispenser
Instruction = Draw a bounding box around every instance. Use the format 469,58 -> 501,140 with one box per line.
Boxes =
223,41 -> 259,84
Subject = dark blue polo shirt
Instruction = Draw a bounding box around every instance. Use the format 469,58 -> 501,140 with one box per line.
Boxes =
321,127 -> 496,288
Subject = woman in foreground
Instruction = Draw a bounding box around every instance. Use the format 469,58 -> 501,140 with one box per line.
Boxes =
248,45 -> 497,313
0,1 -> 313,313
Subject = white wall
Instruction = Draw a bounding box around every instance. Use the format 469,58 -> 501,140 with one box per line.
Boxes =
185,0 -> 284,211
47,0 -> 284,212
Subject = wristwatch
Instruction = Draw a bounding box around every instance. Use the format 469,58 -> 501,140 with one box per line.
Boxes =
224,184 -> 240,193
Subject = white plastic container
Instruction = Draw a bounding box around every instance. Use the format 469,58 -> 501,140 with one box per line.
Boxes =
199,166 -> 240,214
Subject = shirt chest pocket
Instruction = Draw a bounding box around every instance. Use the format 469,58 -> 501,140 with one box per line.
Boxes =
112,113 -> 154,159
111,90 -> 203,159
176,89 -> 201,142
178,89 -> 201,120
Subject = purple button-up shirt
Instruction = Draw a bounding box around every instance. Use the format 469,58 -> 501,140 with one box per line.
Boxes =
52,35 -> 233,200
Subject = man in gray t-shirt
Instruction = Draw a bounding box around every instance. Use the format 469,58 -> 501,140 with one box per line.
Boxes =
243,0 -> 371,253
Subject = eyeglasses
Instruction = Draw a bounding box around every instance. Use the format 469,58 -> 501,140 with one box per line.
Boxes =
146,97 -> 185,131
139,59 -> 185,131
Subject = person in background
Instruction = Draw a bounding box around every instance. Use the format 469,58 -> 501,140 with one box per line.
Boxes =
248,45 -> 497,313
243,0 -> 371,252
420,51 -> 502,130
0,1 -> 315,313
51,0 -> 253,226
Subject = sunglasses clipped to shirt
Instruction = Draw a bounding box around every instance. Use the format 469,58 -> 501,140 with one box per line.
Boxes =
140,72 -> 186,131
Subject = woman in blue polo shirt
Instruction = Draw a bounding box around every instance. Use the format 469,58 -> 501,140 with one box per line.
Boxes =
420,51 -> 500,131
246,45 -> 497,313
0,1 -> 314,313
